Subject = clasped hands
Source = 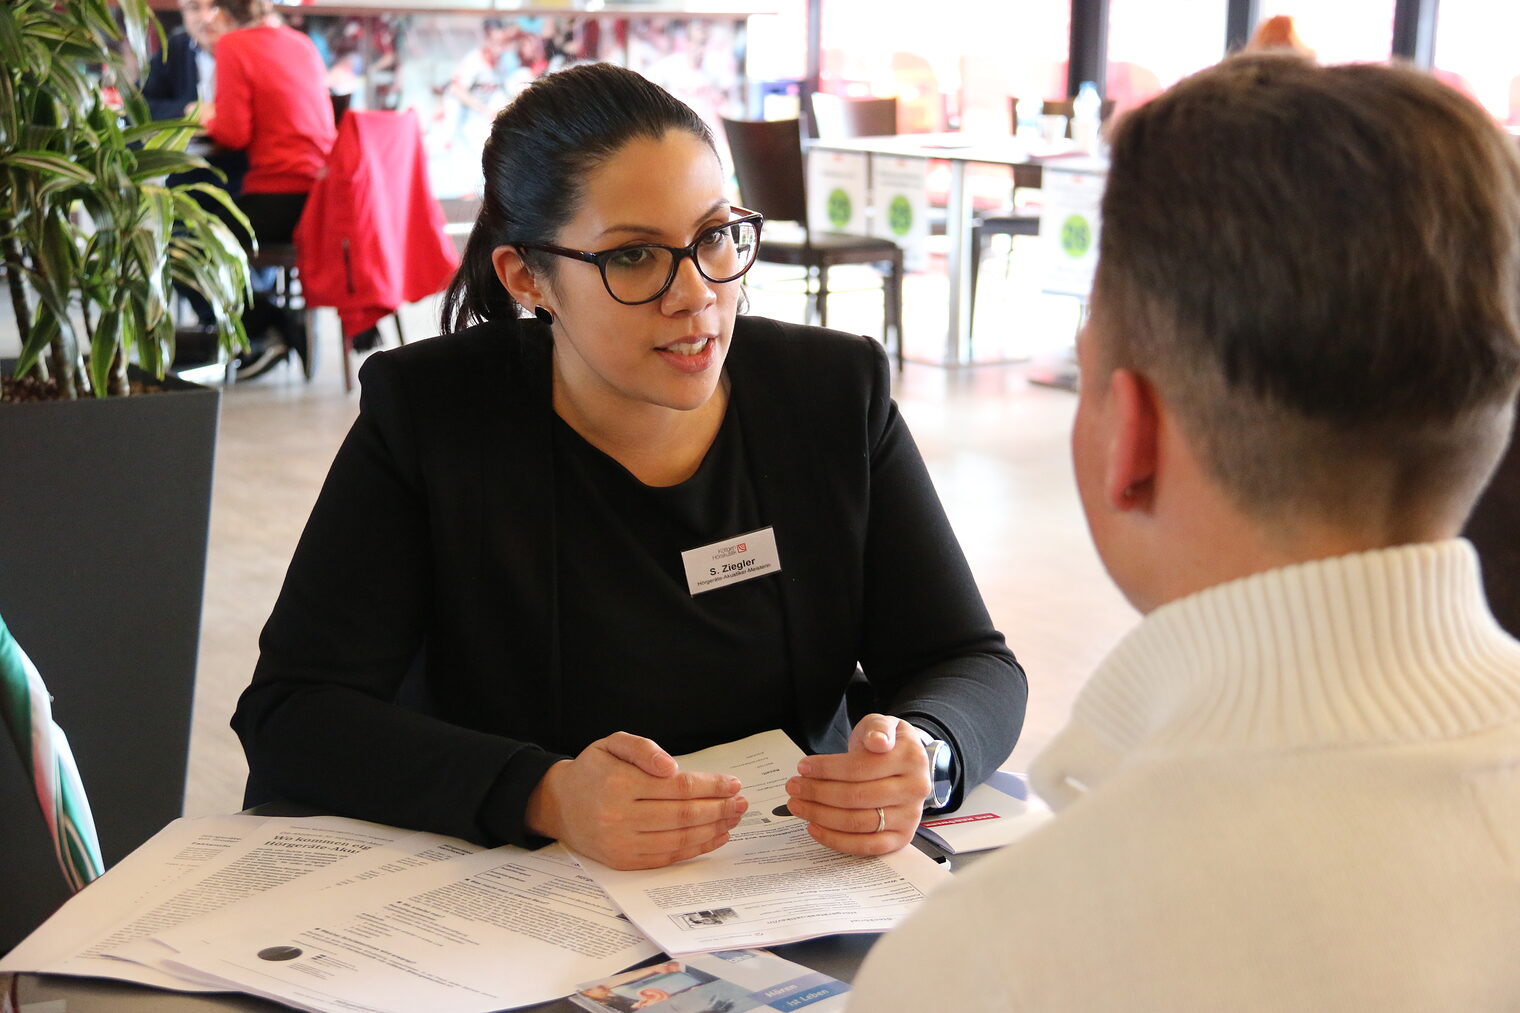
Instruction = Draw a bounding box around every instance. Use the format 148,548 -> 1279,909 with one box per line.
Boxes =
524,714 -> 930,870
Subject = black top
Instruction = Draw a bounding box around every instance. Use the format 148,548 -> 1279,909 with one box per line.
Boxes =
234,315 -> 1027,847
551,403 -> 792,754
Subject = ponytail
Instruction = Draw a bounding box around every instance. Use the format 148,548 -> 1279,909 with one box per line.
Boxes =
437,62 -> 715,336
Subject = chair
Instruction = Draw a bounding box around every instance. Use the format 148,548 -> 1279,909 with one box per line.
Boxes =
295,109 -> 459,392
810,93 -> 898,139
968,162 -> 1044,317
246,243 -> 321,384
1036,97 -> 1117,137
722,117 -> 905,368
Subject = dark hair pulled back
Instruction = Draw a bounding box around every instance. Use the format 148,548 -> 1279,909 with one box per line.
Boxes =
440,62 -> 716,335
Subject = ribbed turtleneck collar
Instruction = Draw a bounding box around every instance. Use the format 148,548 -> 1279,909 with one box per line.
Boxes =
1031,540 -> 1520,809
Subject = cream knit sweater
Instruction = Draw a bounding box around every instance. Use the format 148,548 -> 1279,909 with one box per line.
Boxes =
851,540 -> 1520,1011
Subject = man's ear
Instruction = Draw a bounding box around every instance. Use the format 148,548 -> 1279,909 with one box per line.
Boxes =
1106,368 -> 1160,511
490,245 -> 545,311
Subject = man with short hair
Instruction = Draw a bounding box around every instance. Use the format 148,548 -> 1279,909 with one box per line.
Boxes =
142,0 -> 225,121
850,55 -> 1520,1010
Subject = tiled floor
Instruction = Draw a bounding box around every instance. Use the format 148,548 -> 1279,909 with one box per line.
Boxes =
3,239 -> 1139,819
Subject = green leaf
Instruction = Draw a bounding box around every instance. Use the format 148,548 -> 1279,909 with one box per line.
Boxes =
13,310 -> 58,379
127,148 -> 203,181
4,151 -> 94,184
117,0 -> 152,77
89,306 -> 120,396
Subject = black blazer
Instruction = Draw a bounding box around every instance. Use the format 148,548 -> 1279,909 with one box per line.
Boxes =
234,316 -> 1026,845
142,30 -> 199,123
141,30 -> 248,194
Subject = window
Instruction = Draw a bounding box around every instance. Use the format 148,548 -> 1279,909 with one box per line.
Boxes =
1255,0 -> 1396,65
816,0 -> 1067,133
1433,0 -> 1520,121
1106,0 -> 1226,112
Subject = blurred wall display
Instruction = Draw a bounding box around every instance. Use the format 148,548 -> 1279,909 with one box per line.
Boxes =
147,2 -> 750,200
397,13 -> 746,198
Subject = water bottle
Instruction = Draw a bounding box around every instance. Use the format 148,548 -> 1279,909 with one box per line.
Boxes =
1072,80 -> 1102,153
1015,95 -> 1042,141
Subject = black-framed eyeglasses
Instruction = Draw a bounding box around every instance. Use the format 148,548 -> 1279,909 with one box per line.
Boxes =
516,207 -> 764,306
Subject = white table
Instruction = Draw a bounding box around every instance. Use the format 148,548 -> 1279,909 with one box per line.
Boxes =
807,133 -> 1076,366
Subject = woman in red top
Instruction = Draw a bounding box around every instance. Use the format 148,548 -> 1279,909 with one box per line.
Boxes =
203,0 -> 336,377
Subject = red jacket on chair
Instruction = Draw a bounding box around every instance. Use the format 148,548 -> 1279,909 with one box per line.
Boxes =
294,110 -> 459,338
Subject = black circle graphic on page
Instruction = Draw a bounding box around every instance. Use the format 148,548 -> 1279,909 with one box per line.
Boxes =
258,945 -> 303,961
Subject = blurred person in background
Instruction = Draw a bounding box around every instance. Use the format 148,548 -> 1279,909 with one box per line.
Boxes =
201,0 -> 337,379
143,0 -> 246,363
1244,14 -> 1315,57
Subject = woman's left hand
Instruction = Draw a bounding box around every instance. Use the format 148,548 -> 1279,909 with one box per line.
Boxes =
785,714 -> 930,856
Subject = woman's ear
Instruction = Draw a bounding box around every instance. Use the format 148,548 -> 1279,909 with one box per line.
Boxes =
491,246 -> 545,311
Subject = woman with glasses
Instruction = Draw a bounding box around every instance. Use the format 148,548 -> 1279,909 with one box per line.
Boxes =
235,63 -> 1026,871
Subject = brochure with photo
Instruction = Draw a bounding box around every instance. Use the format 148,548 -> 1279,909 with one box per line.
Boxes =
570,949 -> 848,1013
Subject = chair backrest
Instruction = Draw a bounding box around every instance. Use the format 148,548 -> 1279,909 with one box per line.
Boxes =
721,117 -> 809,225
1041,97 -> 1118,134
811,93 -> 898,139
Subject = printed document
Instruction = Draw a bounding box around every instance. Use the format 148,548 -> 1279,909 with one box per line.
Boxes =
159,846 -> 659,1013
113,828 -> 483,984
572,729 -> 951,955
0,814 -> 413,991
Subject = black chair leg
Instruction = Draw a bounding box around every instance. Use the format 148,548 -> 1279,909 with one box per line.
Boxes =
888,254 -> 905,370
969,227 -> 986,328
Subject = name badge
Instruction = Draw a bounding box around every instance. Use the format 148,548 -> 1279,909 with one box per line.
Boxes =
681,527 -> 782,596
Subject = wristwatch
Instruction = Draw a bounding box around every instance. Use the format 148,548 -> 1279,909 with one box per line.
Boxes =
906,722 -> 955,811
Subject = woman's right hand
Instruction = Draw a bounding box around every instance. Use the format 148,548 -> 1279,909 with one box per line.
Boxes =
524,732 -> 747,870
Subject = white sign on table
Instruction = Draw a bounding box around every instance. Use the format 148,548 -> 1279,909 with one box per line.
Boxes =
806,149 -> 870,236
867,154 -> 929,272
1040,161 -> 1108,300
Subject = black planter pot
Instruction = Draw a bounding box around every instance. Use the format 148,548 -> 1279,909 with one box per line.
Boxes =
0,364 -> 220,954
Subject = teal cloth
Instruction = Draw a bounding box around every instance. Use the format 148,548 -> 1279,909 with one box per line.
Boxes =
0,613 -> 103,891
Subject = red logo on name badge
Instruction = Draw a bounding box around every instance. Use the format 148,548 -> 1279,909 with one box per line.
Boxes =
737,543 -> 747,553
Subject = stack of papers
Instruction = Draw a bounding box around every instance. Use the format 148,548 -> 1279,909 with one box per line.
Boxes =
0,730 -> 949,1013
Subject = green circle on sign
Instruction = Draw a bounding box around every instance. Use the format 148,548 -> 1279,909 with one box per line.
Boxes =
827,188 -> 852,229
1060,214 -> 1092,259
887,195 -> 913,236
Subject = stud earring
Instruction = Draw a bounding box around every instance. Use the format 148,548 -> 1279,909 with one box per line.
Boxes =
534,306 -> 554,325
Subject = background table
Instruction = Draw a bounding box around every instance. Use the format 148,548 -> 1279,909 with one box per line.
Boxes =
807,133 -> 1068,366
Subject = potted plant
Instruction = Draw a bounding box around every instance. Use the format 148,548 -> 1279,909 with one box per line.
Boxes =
0,0 -> 251,950
2,0 -> 250,399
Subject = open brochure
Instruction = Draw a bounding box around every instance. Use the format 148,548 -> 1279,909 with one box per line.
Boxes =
572,729 -> 951,955
915,770 -> 1053,854
571,949 -> 849,1013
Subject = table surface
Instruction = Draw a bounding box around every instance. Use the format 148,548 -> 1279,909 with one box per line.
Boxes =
8,843 -> 986,1012
807,131 -> 1088,168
